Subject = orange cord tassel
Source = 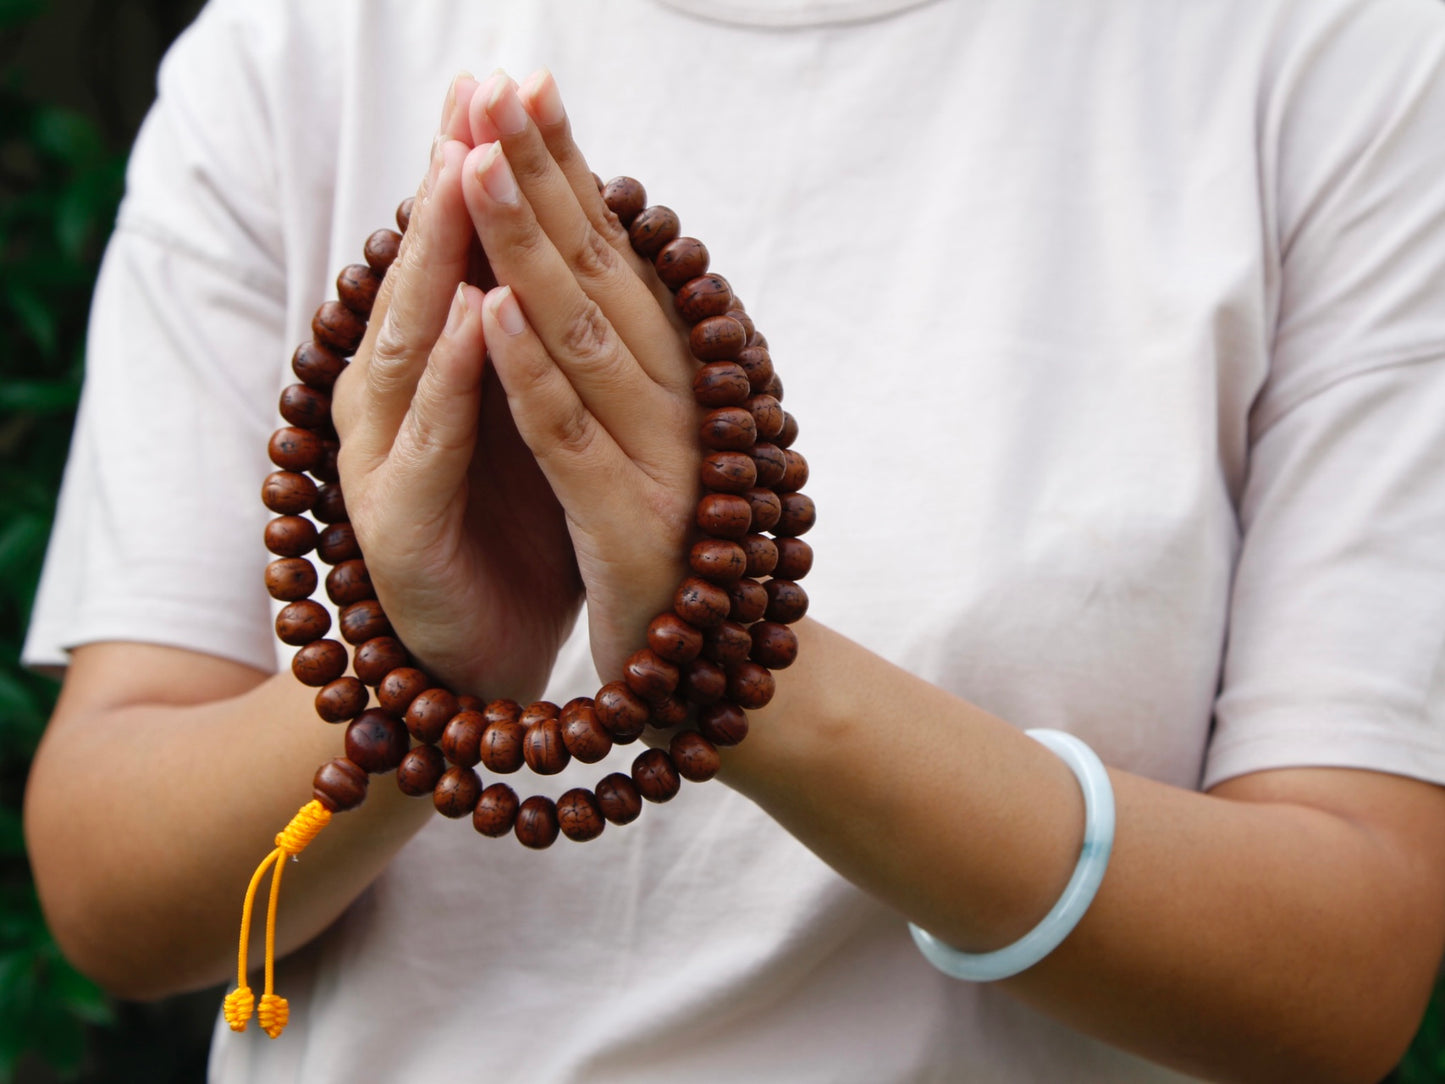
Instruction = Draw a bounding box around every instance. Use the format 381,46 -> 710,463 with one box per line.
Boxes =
226,800 -> 331,1037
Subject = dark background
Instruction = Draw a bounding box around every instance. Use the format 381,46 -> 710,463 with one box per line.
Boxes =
0,1 -> 1441,1080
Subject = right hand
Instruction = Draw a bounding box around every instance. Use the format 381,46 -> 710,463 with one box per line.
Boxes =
330,76 -> 583,700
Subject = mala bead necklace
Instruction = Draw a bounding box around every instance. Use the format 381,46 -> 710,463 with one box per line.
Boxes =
226,178 -> 816,1038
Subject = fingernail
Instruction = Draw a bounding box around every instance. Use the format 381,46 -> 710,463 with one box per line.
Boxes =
440,70 -> 473,127
444,284 -> 468,336
426,134 -> 444,188
487,76 -> 529,137
525,69 -> 565,127
493,286 -> 527,336
477,142 -> 518,205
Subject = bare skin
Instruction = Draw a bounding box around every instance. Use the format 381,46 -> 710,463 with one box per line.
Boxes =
25,71 -> 1445,1084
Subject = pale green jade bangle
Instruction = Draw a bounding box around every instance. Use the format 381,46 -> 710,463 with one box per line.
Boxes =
909,728 -> 1116,982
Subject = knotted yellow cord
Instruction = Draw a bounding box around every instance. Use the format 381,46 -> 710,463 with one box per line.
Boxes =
224,800 -> 331,1038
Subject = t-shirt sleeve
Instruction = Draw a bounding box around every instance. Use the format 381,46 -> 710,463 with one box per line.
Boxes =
22,0 -> 289,673
1204,0 -> 1445,788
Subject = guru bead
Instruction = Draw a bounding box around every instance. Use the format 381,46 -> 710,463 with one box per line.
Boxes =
433,766 -> 481,818
313,757 -> 368,811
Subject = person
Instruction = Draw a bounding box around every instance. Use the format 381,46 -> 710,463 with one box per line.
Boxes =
21,0 -> 1445,1079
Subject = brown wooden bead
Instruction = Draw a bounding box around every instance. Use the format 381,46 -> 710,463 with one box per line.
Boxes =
457,694 -> 486,713
776,492 -> 817,538
440,710 -> 487,767
749,442 -> 787,487
310,439 -> 340,483
557,788 -> 606,842
560,700 -> 612,763
404,687 -> 460,744
623,648 -> 680,701
276,599 -> 331,646
727,661 -> 776,709
292,341 -> 347,390
750,621 -> 799,669
773,537 -> 813,580
763,372 -> 783,401
345,709 -> 410,774
690,315 -> 746,362
674,576 -> 732,628
354,636 -> 409,685
479,716 -> 525,774
679,657 -> 726,704
314,757 -> 368,811
646,612 -> 703,664
701,621 -> 752,666
315,676 -> 368,722
741,534 -> 779,578
602,176 -> 646,226
473,783 -> 519,837
265,556 -> 318,601
632,748 -> 681,804
338,599 -> 391,645
692,361 -> 751,407
483,698 -> 522,727
268,426 -> 325,473
596,772 -> 643,825
595,681 -> 649,743
291,638 -> 348,686
311,483 -> 347,524
726,307 -> 755,340
261,470 -> 317,516
518,700 -> 559,729
736,346 -> 774,392
697,701 -> 749,747
765,579 -> 809,623
746,394 -> 785,441
515,795 -> 560,849
325,559 -> 374,606
522,715 -> 571,775
743,488 -> 782,533
336,263 -> 382,315
700,406 -> 756,452
779,449 -> 809,493
364,228 -> 402,274
312,300 -> 367,356
377,666 -> 430,716
749,330 -> 770,351
396,744 -> 445,796
649,693 -> 688,728
279,382 -> 332,430
655,236 -> 709,289
433,766 -> 482,818
700,450 -> 757,494
696,493 -> 752,539
777,410 -> 799,448
316,522 -> 360,564
727,578 -> 768,624
628,205 -> 680,258
670,730 -> 721,783
675,274 -> 733,324
396,198 -> 414,233
689,538 -> 747,583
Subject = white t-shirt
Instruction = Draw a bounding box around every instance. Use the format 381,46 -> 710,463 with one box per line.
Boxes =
25,0 -> 1445,1080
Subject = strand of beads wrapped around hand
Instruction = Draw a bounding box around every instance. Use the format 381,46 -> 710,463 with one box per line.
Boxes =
229,177 -> 815,1036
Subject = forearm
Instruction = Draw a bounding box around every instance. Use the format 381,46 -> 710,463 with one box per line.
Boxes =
722,619 -> 1445,1083
24,644 -> 436,1000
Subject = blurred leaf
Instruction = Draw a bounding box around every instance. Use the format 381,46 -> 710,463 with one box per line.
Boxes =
30,107 -> 104,169
6,283 -> 58,357
0,378 -> 79,413
0,807 -> 22,856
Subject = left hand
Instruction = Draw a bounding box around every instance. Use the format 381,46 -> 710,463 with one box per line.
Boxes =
459,70 -> 703,681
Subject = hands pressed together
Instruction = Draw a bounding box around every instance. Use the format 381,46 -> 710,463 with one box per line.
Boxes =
331,70 -> 703,701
